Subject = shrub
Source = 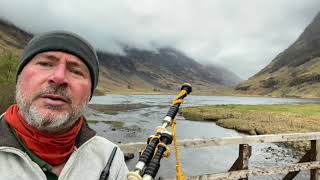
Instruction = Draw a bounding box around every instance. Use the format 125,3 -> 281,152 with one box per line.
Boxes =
260,77 -> 279,88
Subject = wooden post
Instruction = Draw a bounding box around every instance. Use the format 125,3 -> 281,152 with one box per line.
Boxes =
229,144 -> 252,173
283,150 -> 311,180
239,144 -> 251,180
311,140 -> 320,180
229,158 -> 240,171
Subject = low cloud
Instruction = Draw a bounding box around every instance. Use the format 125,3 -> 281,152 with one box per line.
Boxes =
1,0 -> 319,79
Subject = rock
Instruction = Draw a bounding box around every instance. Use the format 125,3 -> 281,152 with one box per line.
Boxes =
248,129 -> 257,135
124,153 -> 134,161
255,129 -> 266,135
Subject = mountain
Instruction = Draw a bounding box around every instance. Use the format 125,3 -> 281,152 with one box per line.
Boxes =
0,19 -> 31,51
235,12 -> 320,98
97,48 -> 242,93
0,18 -> 242,94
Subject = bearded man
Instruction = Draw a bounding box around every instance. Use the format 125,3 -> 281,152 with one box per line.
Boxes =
0,31 -> 128,180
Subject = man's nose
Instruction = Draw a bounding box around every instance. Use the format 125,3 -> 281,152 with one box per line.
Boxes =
48,64 -> 68,86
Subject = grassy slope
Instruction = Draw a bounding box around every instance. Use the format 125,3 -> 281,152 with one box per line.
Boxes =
236,57 -> 320,98
180,104 -> 320,151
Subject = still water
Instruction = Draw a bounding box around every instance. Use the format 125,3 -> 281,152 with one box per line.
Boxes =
88,95 -> 320,179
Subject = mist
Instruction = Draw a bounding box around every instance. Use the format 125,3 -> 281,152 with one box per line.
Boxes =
0,0 -> 319,79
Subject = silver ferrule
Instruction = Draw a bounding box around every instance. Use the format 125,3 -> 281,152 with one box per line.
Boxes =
163,116 -> 172,125
142,174 -> 154,180
135,161 -> 146,172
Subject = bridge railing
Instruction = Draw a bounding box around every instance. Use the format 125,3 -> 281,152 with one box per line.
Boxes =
119,132 -> 320,180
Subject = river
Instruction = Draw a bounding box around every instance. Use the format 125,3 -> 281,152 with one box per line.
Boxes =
87,95 -> 320,179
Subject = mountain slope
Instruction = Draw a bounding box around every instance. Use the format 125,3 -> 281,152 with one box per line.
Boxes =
97,48 -> 242,93
0,19 -> 31,51
235,12 -> 320,98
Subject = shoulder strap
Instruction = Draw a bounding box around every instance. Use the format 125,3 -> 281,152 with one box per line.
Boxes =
99,146 -> 118,180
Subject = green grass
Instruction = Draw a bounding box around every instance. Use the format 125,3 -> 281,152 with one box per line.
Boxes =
0,49 -> 19,113
180,104 -> 320,152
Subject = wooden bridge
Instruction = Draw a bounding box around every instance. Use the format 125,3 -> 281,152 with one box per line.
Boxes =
119,132 -> 320,180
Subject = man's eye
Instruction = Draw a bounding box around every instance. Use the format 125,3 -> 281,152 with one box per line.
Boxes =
70,69 -> 84,76
37,62 -> 52,67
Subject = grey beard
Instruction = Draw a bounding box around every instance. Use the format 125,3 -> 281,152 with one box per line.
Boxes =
15,79 -> 88,133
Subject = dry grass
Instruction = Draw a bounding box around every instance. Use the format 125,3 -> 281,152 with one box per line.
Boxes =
180,104 -> 320,152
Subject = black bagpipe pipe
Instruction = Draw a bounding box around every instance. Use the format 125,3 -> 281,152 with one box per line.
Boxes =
127,83 -> 192,180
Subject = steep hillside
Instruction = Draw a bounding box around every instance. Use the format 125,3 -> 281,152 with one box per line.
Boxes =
0,19 -> 31,51
236,12 -> 320,98
97,48 -> 242,94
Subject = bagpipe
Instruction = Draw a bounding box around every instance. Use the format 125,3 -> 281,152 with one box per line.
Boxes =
127,83 -> 192,180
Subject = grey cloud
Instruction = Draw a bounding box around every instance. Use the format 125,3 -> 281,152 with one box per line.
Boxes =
0,0 -> 319,79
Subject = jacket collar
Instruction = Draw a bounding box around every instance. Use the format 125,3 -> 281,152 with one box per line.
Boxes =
0,113 -> 22,150
0,113 -> 96,150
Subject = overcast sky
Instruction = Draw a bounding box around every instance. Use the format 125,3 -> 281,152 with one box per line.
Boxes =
0,0 -> 319,79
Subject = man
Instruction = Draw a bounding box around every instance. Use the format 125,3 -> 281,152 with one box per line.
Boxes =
0,31 -> 128,180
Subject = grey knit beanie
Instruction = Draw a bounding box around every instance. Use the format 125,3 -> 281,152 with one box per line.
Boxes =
16,31 -> 99,97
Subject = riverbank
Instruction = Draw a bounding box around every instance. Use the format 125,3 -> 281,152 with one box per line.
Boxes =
180,104 -> 320,152
94,84 -> 320,99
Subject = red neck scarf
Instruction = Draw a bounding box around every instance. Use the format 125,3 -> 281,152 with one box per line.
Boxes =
5,104 -> 83,166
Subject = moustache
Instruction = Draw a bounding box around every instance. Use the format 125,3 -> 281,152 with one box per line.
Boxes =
33,85 -> 72,104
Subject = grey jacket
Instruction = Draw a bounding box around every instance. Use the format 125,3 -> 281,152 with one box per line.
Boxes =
0,114 -> 128,180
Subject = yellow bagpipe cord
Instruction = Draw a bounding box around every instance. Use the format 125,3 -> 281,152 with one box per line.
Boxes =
171,90 -> 186,180
172,119 -> 185,180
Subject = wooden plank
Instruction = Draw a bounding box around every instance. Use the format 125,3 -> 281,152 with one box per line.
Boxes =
119,132 -> 320,153
282,150 -> 311,180
180,132 -> 320,148
163,161 -> 320,180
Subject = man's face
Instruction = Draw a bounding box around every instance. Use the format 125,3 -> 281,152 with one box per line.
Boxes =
16,51 -> 92,134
